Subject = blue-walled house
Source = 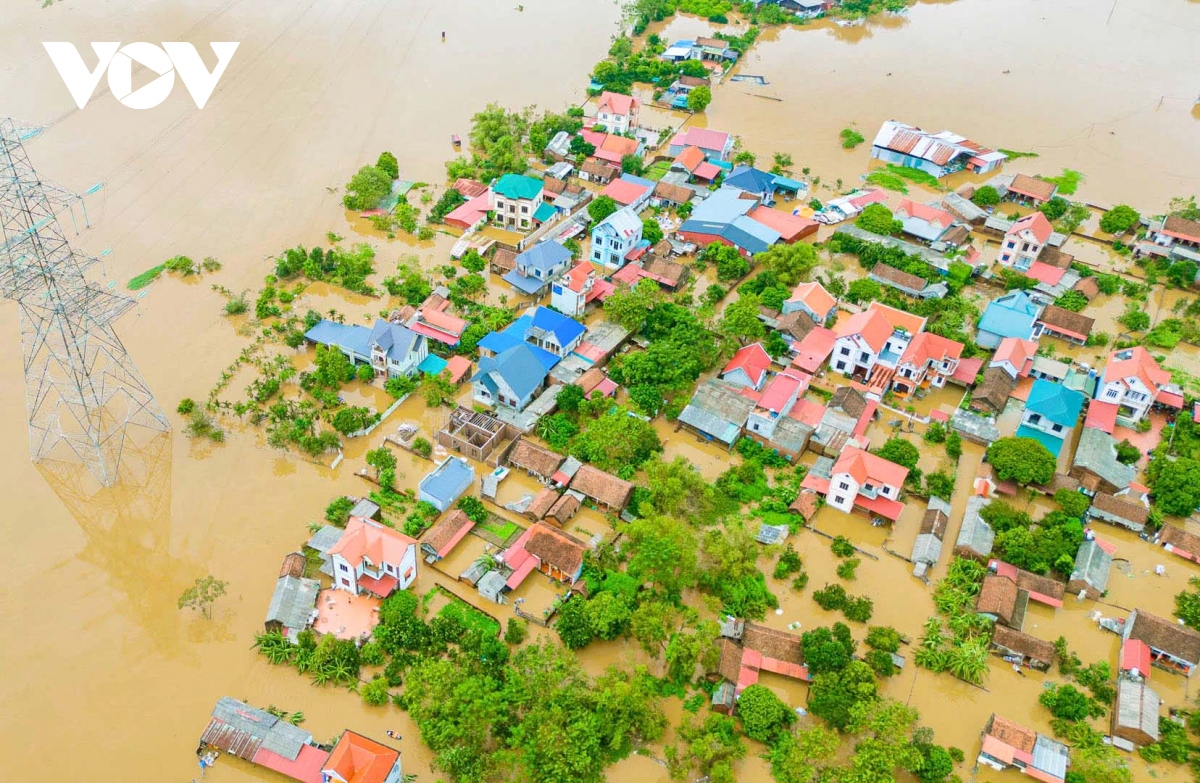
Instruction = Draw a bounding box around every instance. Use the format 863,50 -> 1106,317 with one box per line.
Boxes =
1016,379 -> 1085,457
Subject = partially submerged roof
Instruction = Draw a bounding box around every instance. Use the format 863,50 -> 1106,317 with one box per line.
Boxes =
1125,609 -> 1200,665
570,464 -> 635,509
1071,539 -> 1113,592
992,625 -> 1055,663
507,438 -> 566,478
421,509 -> 476,559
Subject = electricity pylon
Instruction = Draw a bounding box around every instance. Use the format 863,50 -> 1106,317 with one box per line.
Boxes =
0,118 -> 169,486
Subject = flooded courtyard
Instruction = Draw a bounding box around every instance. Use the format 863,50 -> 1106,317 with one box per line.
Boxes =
2,0 -> 1200,781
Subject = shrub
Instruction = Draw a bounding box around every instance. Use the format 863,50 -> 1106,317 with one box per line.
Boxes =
736,684 -> 795,744
361,676 -> 391,707
504,617 -> 528,645
836,558 -> 860,581
987,437 -> 1056,485
945,432 -> 962,460
813,583 -> 848,611
923,421 -> 947,444
842,596 -> 873,623
830,536 -> 855,558
772,544 -> 804,580
177,398 -> 196,415
839,127 -> 865,149
411,437 -> 432,458
971,185 -> 1000,207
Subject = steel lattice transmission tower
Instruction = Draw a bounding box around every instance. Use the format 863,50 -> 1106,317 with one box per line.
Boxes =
0,118 -> 169,486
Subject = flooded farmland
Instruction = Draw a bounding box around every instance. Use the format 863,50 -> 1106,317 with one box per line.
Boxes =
2,0 -> 1200,781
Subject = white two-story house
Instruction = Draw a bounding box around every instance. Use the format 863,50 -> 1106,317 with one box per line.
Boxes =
781,281 -> 837,325
831,302 -> 926,383
491,173 -> 545,231
997,211 -> 1053,272
591,207 -> 643,270
825,446 -> 910,523
328,516 -> 418,598
892,332 -> 965,399
551,261 -> 613,317
368,320 -> 428,379
595,91 -> 640,134
1096,347 -> 1173,426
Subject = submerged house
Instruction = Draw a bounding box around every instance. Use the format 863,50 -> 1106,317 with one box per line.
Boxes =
420,509 -> 475,563
491,173 -> 545,231
803,445 -> 909,522
977,713 -> 1070,783
1122,608 -> 1200,677
304,319 -> 427,380
1095,347 -> 1177,426
323,731 -> 404,783
976,574 -> 1028,630
1068,538 -> 1113,600
721,342 -> 773,390
976,291 -> 1042,349
417,456 -> 476,513
668,126 -> 734,161
781,280 -> 837,325
1035,305 -> 1094,346
570,464 -> 636,512
895,198 -> 957,243
264,568 -> 320,642
911,496 -> 950,578
991,625 -> 1055,672
870,120 -> 1006,178
503,240 -> 573,297
1016,379 -> 1085,457
500,522 -> 588,588
997,212 -> 1053,272
1112,680 -> 1162,749
1070,427 -> 1136,494
715,619 -> 811,712
677,379 -> 757,447
200,697 -> 331,783
590,207 -> 644,270
471,344 -> 551,412
328,517 -> 418,598
678,187 -> 782,258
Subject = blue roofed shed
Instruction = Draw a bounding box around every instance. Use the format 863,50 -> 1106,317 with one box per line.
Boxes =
976,291 -> 1042,349
492,173 -> 544,201
418,456 -> 476,512
1026,378 -> 1085,427
533,202 -> 557,223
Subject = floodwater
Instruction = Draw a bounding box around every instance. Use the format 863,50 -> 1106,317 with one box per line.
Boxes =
656,0 -> 1200,211
3,1 -> 1200,782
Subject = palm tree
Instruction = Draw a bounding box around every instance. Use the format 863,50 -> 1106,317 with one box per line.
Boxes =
947,638 -> 990,685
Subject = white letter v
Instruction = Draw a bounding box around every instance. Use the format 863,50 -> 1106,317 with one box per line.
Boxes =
164,42 -> 239,109
43,42 -> 120,109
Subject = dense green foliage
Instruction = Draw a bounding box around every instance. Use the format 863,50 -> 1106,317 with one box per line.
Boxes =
986,436 -> 1057,485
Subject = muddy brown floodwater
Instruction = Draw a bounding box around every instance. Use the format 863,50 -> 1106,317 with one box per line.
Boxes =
2,0 -> 1200,781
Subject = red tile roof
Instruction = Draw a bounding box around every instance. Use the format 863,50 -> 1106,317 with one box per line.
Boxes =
1025,261 -> 1066,286
329,517 -> 416,570
757,371 -> 808,413
1084,400 -> 1118,434
748,205 -> 819,241
835,308 -> 893,353
670,127 -> 731,152
673,145 -> 705,173
444,355 -> 472,384
833,445 -> 910,489
867,301 -> 927,336
723,343 -> 772,387
1008,174 -> 1058,202
899,331 -> 964,368
1007,211 -> 1053,245
789,397 -> 826,428
453,178 -> 489,198
253,744 -> 330,783
993,337 -> 1038,377
1163,215 -> 1200,243
1103,346 -> 1171,394
1121,639 -> 1152,676
786,281 -> 836,318
597,91 -> 639,116
693,162 -> 723,181
324,732 -> 400,783
791,327 -> 837,373
601,177 -> 651,206
896,198 -> 956,229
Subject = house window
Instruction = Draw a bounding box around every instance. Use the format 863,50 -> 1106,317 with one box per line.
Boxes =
836,361 -> 846,371
840,347 -> 850,356
1006,241 -> 1016,249
1028,413 -> 1041,424
1023,243 -> 1032,252
339,563 -> 349,572
860,352 -> 870,362
521,205 -> 529,214
1107,388 -> 1119,398
1051,423 -> 1063,433
833,495 -> 846,505
1002,254 -> 1011,262
839,481 -> 850,491
404,567 -> 413,580
593,250 -> 602,260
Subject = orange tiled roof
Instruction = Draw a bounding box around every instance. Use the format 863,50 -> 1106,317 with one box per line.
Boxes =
993,337 -> 1038,376
787,281 -> 836,317
1007,211 -> 1053,245
867,301 -> 927,336
673,145 -> 705,173
896,198 -> 956,229
329,517 -> 417,570
597,91 -> 638,116
1103,346 -> 1171,393
832,445 -> 909,489
324,731 -> 400,783
899,331 -> 964,367
834,308 -> 893,353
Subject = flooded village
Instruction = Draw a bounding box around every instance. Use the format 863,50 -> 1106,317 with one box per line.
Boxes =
4,0 -> 1200,782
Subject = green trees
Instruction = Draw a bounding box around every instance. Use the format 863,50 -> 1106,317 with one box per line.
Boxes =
624,515 -> 699,599
1039,196 -> 1070,221
1099,204 -> 1140,235
855,203 -> 903,236
1150,457 -> 1200,516
736,684 -> 796,744
1175,577 -> 1200,631
667,713 -> 745,783
343,164 -> 393,210
719,294 -> 766,344
366,447 -> 397,487
1054,289 -> 1089,312
588,194 -> 619,223
361,676 -> 391,706
428,188 -> 466,223
375,151 -> 399,179
687,84 -> 712,112
987,436 -> 1057,485
801,624 -> 856,675
755,242 -> 818,287
1118,303 -> 1150,332
971,185 -> 1000,207
840,127 -> 865,149
846,277 -> 882,304
571,408 -> 662,471
808,660 -> 879,730
1039,684 -> 1104,720
330,406 -> 375,435
877,437 -> 920,471
177,575 -> 229,619
641,216 -> 664,245
621,154 -> 646,175
702,242 -> 750,282
1054,488 -> 1090,518
603,277 -> 660,331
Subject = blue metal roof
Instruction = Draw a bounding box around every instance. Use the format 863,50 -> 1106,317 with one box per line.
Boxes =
978,292 -> 1040,339
418,457 -> 475,505
522,306 -> 585,348
516,240 -> 571,274
1025,378 -> 1085,427
725,165 -> 776,196
477,330 -> 560,371
533,201 -> 557,223
418,354 -> 448,375
470,343 -> 549,401
502,269 -> 547,295
619,173 -> 656,192
305,320 -> 371,357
